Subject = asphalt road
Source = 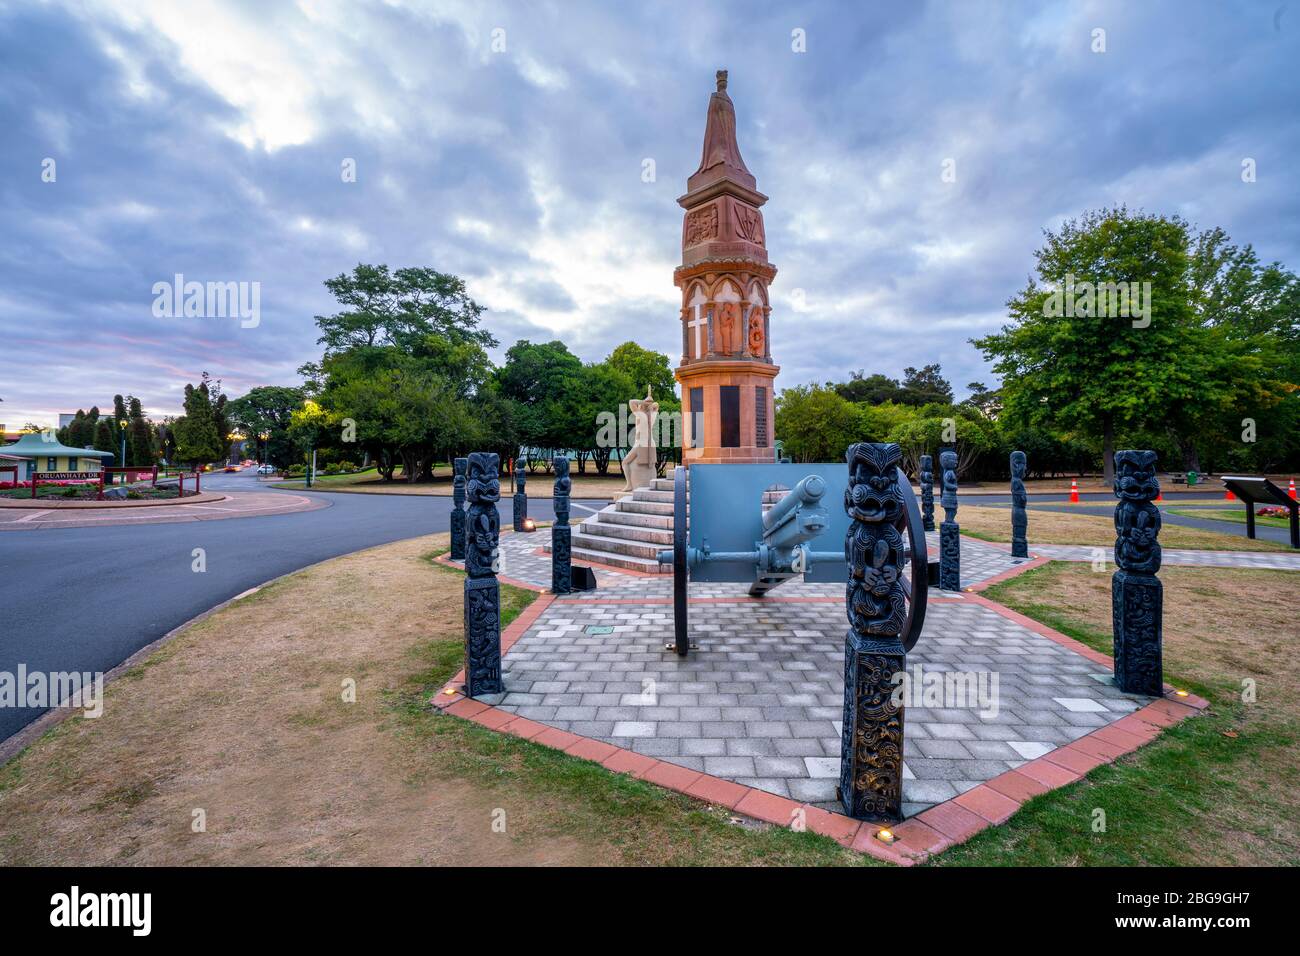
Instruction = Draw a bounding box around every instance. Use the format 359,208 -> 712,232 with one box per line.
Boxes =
0,470 -> 608,745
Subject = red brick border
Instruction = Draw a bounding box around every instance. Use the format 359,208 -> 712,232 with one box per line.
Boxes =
431,533 -> 1209,865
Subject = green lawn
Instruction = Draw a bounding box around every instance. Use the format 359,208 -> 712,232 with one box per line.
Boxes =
1168,507 -> 1293,529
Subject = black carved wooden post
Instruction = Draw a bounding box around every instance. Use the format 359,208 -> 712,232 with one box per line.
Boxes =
840,442 -> 907,823
450,456 -> 468,561
463,452 -> 503,697
551,456 -> 572,594
939,449 -> 960,591
1112,450 -> 1163,695
512,457 -> 528,532
920,453 -> 935,532
1010,450 -> 1028,558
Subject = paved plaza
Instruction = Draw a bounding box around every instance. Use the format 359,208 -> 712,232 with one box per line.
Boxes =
455,530 -> 1156,817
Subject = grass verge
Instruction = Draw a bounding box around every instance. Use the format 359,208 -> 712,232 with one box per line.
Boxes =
957,505 -> 1290,552
0,533 -> 865,866
1168,507 -> 1292,529
931,562 -> 1299,865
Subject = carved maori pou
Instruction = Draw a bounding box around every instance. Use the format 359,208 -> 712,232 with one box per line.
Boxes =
939,449 -> 960,591
1010,450 -> 1028,558
450,456 -> 468,560
551,456 -> 572,595
463,452 -> 503,697
839,442 -> 908,823
513,457 -> 528,532
919,453 -> 935,532
1112,450 -> 1163,696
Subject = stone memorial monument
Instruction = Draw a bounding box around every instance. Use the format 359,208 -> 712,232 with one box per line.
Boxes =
674,70 -> 779,464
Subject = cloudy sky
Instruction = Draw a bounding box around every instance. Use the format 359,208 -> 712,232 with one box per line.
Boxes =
1,0 -> 1297,427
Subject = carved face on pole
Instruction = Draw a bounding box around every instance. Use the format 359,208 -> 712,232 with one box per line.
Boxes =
845,442 -> 904,525
466,453 -> 500,505
1114,450 -> 1160,502
1010,451 -> 1026,479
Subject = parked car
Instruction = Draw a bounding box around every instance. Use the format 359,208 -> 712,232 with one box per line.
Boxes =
256,464 -> 276,475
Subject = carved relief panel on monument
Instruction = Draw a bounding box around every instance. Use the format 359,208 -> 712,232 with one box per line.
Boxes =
683,204 -> 719,248
730,199 -> 764,246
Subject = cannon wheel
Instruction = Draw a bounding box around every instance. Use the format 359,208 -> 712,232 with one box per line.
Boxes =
671,464 -> 690,656
897,465 -> 929,652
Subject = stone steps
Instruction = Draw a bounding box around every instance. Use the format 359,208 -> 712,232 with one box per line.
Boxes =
577,517 -> 673,545
568,545 -> 665,574
617,499 -> 675,516
572,530 -> 666,559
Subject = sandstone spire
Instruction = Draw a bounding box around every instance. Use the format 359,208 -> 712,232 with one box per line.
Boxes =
673,71 -> 779,465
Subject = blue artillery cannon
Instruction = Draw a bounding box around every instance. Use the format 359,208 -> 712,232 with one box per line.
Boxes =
656,461 -> 934,656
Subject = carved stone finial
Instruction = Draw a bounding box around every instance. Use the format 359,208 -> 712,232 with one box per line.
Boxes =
716,69 -> 728,92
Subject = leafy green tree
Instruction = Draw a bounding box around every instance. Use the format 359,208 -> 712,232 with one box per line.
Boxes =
888,407 -> 998,478
774,385 -> 863,462
312,263 -> 495,355
227,385 -> 305,468
605,342 -> 677,401
975,207 -> 1203,484
899,364 -> 953,406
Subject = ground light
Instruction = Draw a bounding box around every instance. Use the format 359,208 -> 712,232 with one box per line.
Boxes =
1175,689 -> 1190,698
522,517 -> 537,532
876,828 -> 896,845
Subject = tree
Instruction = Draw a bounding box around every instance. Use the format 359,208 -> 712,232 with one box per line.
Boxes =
899,364 -> 953,406
227,385 -> 305,468
605,342 -> 677,402
975,207 -> 1204,484
172,377 -> 225,465
834,371 -> 904,405
313,264 -> 496,355
126,396 -> 155,465
888,407 -> 999,478
962,382 -> 1002,419
774,385 -> 863,462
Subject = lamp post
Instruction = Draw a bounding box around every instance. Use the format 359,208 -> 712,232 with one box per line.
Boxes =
227,431 -> 245,467
117,418 -> 129,477
258,430 -> 269,465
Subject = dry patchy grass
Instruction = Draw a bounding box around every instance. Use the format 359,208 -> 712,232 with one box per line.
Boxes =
0,534 -> 864,867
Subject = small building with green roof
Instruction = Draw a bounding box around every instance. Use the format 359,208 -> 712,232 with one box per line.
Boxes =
0,432 -> 115,482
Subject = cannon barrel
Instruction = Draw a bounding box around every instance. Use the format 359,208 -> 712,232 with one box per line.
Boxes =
762,474 -> 827,535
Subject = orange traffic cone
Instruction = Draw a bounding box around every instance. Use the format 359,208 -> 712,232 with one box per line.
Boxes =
1069,478 -> 1079,503
1290,478 -> 1297,500
1225,488 -> 1235,501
